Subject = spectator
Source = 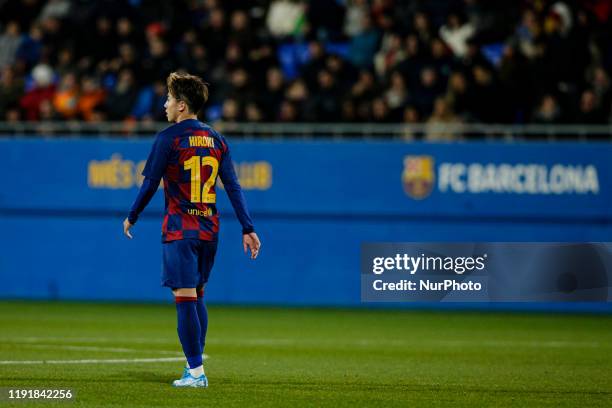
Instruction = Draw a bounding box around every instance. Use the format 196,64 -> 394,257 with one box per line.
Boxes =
344,0 -> 368,37
347,69 -> 376,121
401,105 -> 421,140
351,70 -> 378,105
152,81 -> 168,119
349,14 -> 380,69
5,107 -> 22,122
341,99 -> 356,122
445,71 -> 473,120
383,71 -> 408,118
458,39 -> 492,74
227,68 -> 253,106
515,8 -> 541,60
542,3 -> 588,88
589,66 -> 611,112
371,97 -> 391,123
311,69 -> 340,122
439,11 -> 475,58
228,10 -> 253,51
38,0 -> 71,21
470,65 -> 501,122
200,8 -> 227,62
374,32 -> 405,78
141,37 -> 175,84
425,97 -> 462,142
16,23 -> 43,69
53,72 -> 79,119
245,102 -> 264,122
221,98 -> 241,122
532,94 -> 562,124
260,67 -> 285,120
39,99 -> 60,121
186,44 -> 210,79
403,105 -> 420,124
429,37 -> 455,81
412,67 -> 440,117
113,43 -> 140,78
20,63 -> 56,121
575,89 -> 605,124
396,34 -> 426,89
77,76 -> 106,121
412,12 -> 433,45
325,54 -> 357,93
54,47 -> 75,77
0,67 -> 24,120
302,41 -> 327,89
86,17 -> 116,64
267,0 -> 305,39
281,79 -> 315,119
222,41 -> 246,76
278,100 -> 298,122
39,16 -> 64,60
246,39 -> 276,86
370,0 -> 394,31
307,0 -> 345,41
116,17 -> 142,49
105,69 -> 139,120
0,22 -> 22,69
498,45 -> 530,123
131,79 -> 167,121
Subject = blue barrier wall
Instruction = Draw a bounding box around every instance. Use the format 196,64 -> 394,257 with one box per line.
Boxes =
1,138 -> 611,310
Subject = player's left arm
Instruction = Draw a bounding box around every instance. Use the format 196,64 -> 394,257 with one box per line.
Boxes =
218,140 -> 261,259
123,132 -> 172,239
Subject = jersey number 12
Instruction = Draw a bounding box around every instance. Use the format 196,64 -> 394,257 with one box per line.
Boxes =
183,155 -> 219,203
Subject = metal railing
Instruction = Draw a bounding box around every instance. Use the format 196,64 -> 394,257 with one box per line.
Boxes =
0,121 -> 611,141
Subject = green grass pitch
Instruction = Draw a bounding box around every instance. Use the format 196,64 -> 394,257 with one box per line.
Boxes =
0,301 -> 611,407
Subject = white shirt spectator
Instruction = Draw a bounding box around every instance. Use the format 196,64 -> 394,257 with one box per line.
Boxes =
38,0 -> 71,21
267,0 -> 304,37
344,0 -> 368,37
440,22 -> 475,58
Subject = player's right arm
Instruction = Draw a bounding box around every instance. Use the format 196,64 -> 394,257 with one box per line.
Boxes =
123,131 -> 172,239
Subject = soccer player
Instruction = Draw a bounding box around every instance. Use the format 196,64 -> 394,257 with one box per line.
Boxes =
123,72 -> 261,388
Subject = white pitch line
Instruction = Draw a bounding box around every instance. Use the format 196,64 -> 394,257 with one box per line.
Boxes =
0,336 -> 175,345
0,355 -> 209,365
16,344 -> 183,355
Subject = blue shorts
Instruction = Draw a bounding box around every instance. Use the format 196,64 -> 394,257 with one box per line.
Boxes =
162,239 -> 218,289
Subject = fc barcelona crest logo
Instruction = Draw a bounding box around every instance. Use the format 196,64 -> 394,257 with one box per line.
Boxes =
402,156 -> 435,199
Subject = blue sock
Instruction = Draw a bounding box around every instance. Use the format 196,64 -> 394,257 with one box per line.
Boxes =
175,296 -> 202,369
196,288 -> 208,352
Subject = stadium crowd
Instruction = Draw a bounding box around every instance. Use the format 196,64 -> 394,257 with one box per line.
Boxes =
0,0 -> 611,133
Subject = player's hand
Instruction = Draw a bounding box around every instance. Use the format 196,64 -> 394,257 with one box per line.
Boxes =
123,218 -> 134,239
243,232 -> 261,259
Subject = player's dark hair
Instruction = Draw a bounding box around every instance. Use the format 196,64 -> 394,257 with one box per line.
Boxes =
166,72 -> 209,114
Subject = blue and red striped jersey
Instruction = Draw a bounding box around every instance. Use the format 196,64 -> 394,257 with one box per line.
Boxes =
138,119 -> 254,242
